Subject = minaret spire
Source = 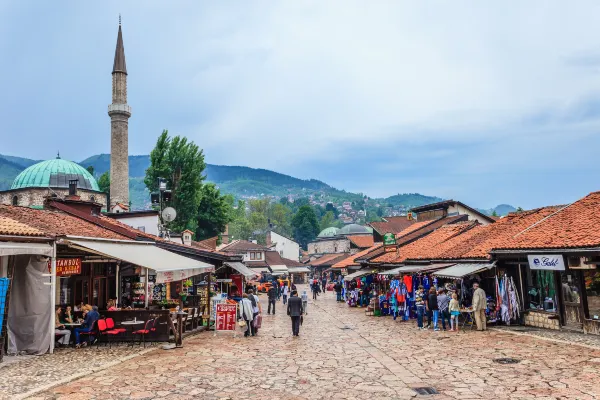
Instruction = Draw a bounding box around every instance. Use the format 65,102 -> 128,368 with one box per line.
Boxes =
112,16 -> 127,75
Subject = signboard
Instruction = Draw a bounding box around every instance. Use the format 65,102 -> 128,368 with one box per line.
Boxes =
48,258 -> 82,276
528,255 -> 565,271
215,279 -> 232,283
341,268 -> 348,276
231,274 -> 243,296
383,232 -> 396,247
215,303 -> 237,332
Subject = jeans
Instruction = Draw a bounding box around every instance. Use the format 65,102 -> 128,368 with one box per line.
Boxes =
313,291 -> 318,300
302,301 -> 307,314
336,292 -> 342,302
360,294 -> 368,307
426,310 -> 433,327
440,309 -> 451,330
283,295 -> 288,305
416,306 -> 425,328
245,319 -> 255,337
433,310 -> 439,329
291,316 -> 301,336
268,299 -> 276,314
73,326 -> 93,344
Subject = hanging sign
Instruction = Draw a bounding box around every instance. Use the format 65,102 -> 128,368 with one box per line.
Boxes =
528,255 -> 565,271
383,232 -> 396,247
215,303 -> 237,332
341,268 -> 348,276
48,258 -> 82,276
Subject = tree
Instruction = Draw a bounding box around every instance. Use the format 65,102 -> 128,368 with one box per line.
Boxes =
196,183 -> 233,241
325,202 -> 339,219
86,165 -> 95,176
268,203 -> 293,237
98,172 -> 110,193
292,205 -> 320,249
145,130 -> 206,232
491,210 -> 498,217
320,211 -> 336,231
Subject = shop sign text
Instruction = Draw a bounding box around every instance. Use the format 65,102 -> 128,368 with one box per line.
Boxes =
48,258 -> 82,276
528,255 -> 565,271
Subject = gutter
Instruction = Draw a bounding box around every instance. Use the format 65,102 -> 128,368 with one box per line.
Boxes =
0,235 -> 53,243
491,247 -> 600,255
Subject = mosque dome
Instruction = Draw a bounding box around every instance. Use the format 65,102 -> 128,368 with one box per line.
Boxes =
11,157 -> 100,191
317,226 -> 340,238
339,224 -> 372,235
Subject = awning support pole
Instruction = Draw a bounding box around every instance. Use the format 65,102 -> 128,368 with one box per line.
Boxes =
49,242 -> 57,354
144,267 -> 149,309
116,263 -> 120,305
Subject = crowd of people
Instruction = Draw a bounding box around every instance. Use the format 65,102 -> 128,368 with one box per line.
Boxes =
54,303 -> 101,348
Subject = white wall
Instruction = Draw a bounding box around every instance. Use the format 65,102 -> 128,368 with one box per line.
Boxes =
269,231 -> 300,260
242,251 -> 265,261
113,214 -> 160,236
447,204 -> 491,225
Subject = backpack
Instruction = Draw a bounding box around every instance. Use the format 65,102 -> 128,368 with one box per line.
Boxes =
249,295 -> 257,308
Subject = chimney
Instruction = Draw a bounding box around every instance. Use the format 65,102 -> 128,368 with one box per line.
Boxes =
221,224 -> 230,244
182,230 -> 192,246
266,231 -> 272,247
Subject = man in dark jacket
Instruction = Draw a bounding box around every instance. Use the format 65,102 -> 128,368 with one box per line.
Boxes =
287,290 -> 303,336
267,284 -> 277,315
334,282 -> 343,302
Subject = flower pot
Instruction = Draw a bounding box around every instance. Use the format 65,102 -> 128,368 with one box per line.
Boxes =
180,295 -> 188,302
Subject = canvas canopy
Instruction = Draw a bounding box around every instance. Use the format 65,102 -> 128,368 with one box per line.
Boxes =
433,263 -> 494,279
225,262 -> 258,279
0,242 -> 52,257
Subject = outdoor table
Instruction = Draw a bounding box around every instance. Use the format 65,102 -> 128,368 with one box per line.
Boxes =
458,308 -> 475,332
120,320 -> 145,346
63,323 -> 82,327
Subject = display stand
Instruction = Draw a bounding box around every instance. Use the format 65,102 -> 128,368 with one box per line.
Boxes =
214,302 -> 237,338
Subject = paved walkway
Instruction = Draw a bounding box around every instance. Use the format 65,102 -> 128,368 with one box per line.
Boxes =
17,287 -> 600,399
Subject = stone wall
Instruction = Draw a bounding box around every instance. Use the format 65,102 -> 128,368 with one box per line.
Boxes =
583,319 -> 600,335
524,310 -> 560,330
0,188 -> 107,209
308,238 -> 351,255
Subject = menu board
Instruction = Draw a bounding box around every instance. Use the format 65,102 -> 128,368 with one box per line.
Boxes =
215,303 -> 237,331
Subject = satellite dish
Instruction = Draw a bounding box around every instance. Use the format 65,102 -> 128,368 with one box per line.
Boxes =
162,207 -> 177,222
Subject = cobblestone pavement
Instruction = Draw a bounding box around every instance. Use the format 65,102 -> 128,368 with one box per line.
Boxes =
22,286 -> 600,399
493,325 -> 600,349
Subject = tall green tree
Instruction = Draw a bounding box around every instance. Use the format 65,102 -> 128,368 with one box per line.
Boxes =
292,205 -> 320,249
144,130 -> 206,232
268,203 -> 293,237
98,172 -> 110,193
319,211 -> 336,231
86,165 -> 95,176
196,183 -> 233,240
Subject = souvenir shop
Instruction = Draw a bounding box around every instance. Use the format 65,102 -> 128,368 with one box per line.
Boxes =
343,269 -> 376,307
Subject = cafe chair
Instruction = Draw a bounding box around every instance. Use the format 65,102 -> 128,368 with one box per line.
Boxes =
97,319 -> 120,349
132,319 -> 154,348
105,317 -> 125,345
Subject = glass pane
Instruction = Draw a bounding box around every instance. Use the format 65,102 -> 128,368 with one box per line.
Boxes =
585,270 -> 600,319
528,270 -> 557,312
93,279 -> 99,305
560,272 -> 582,304
82,280 -> 89,304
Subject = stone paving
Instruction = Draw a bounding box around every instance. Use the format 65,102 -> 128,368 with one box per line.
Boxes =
11,286 -> 600,399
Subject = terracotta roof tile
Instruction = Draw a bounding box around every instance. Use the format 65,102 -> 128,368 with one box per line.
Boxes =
0,215 -> 46,237
494,192 -> 600,250
194,236 -> 218,251
220,240 -> 270,253
331,244 -> 383,269
310,253 -> 350,267
265,251 -> 303,267
369,217 -> 416,235
348,235 -> 374,248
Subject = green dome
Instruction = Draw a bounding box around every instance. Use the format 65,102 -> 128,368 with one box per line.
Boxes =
317,227 -> 340,238
339,224 -> 372,235
11,158 -> 100,191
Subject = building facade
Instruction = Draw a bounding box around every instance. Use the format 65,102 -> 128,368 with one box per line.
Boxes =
266,230 -> 300,261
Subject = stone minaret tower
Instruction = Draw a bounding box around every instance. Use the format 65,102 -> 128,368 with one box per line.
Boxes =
108,18 -> 131,209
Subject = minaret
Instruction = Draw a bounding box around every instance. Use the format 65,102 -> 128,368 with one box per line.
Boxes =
108,17 -> 130,210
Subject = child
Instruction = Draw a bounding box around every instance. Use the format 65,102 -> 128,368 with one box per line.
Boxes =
301,290 -> 308,315
449,292 -> 460,332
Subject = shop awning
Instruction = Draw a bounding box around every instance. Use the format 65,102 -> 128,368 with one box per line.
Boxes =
224,262 -> 258,279
377,263 -> 454,276
66,239 -> 214,283
0,242 -> 53,257
287,266 -> 311,274
344,269 -> 375,280
269,265 -> 289,273
433,263 -> 495,279
250,267 -> 270,274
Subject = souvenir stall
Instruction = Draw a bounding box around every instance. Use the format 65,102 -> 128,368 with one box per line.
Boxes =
343,270 -> 375,307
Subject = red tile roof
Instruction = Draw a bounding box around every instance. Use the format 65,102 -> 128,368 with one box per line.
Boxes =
0,215 -> 46,237
265,251 -> 303,267
348,235 -> 374,248
494,192 -> 600,250
220,240 -> 270,253
369,216 -> 416,235
310,253 -> 350,267
0,205 -> 130,240
194,236 -> 218,251
331,244 -> 382,269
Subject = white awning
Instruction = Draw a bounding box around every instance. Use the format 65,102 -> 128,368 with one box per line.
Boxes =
269,265 -> 289,273
378,263 -> 455,276
433,263 -> 495,279
287,266 -> 310,274
225,262 -> 258,279
66,239 -> 214,283
0,242 -> 53,257
344,269 -> 375,280
250,267 -> 269,274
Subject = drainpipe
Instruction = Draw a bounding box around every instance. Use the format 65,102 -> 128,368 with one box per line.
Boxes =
49,241 -> 57,354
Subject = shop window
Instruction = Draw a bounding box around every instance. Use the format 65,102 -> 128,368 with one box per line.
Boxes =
585,270 -> 600,319
527,270 -> 557,312
12,195 -> 18,206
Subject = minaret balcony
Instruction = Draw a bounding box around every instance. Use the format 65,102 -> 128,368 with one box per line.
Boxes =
108,103 -> 131,116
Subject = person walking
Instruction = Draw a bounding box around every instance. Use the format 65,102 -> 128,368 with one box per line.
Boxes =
334,281 -> 343,302
239,293 -> 255,337
249,289 -> 262,335
301,290 -> 308,315
312,280 -> 320,300
449,292 -> 460,332
415,285 -> 426,330
267,284 -> 277,315
287,290 -> 303,336
321,275 -> 327,295
437,288 -> 451,331
472,282 -> 487,331
282,283 -> 290,305
426,287 -> 439,331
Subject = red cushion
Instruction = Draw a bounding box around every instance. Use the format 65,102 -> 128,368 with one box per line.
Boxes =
105,330 -> 121,335
133,329 -> 149,334
113,328 -> 126,333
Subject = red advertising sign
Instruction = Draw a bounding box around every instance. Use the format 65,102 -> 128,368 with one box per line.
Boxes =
48,258 -> 82,276
215,303 -> 237,331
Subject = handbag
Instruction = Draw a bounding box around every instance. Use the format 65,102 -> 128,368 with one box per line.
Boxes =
238,320 -> 247,327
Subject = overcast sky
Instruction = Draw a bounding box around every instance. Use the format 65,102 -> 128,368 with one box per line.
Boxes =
2,1 -> 600,209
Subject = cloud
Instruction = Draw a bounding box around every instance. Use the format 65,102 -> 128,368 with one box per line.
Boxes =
2,1 -> 600,208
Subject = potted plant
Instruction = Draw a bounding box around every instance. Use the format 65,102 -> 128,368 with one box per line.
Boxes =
179,291 -> 188,302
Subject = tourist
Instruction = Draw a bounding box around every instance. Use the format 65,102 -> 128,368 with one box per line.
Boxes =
312,280 -> 320,300
282,282 -> 289,305
55,307 -> 71,347
74,302 -> 84,312
239,293 -> 255,337
63,306 -> 74,324
426,287 -> 439,330
415,285 -> 426,330
437,288 -> 451,331
449,292 -> 460,332
361,284 -> 371,308
249,289 -> 262,334
287,290 -> 303,337
334,281 -> 343,302
74,305 -> 99,348
301,290 -> 308,314
106,299 -> 118,311
267,284 -> 277,315
472,282 -> 487,331
321,275 -> 327,295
